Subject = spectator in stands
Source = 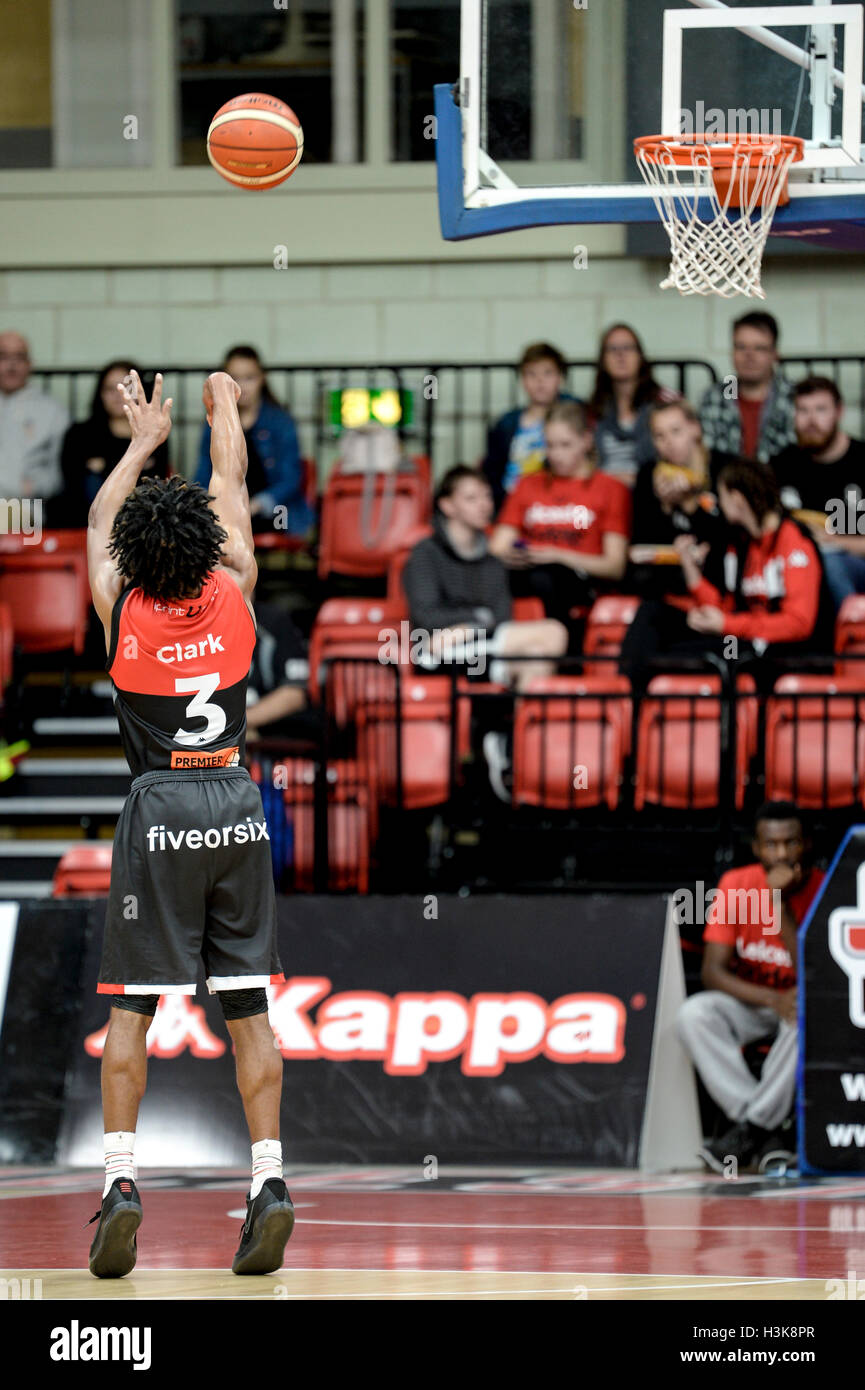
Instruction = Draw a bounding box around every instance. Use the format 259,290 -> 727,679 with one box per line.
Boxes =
245,603 -> 321,743
0,330 -> 68,503
403,465 -> 567,690
482,342 -> 578,510
771,375 -> 865,608
620,458 -> 833,688
59,361 -> 171,527
699,312 -> 795,463
677,801 -> 823,1172
630,398 -> 730,597
490,401 -> 632,644
195,345 -> 313,536
588,323 -> 677,487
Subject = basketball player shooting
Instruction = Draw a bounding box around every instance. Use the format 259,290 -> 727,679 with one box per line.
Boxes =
84,369 -> 294,1278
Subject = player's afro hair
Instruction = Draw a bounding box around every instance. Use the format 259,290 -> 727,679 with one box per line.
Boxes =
108,476 -> 228,600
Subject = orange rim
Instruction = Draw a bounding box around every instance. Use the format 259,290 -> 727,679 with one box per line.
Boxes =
634,132 -> 805,172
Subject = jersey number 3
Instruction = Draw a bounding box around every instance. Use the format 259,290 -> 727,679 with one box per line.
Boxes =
173,673 -> 227,745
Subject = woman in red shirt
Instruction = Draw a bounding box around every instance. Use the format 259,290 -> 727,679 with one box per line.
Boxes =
620,458 -> 832,687
490,400 -> 632,642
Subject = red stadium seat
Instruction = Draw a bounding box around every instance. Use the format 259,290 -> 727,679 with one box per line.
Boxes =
510,597 -> 546,623
765,674 -> 865,809
252,459 -> 318,551
634,673 -> 756,811
0,550 -> 91,654
513,676 -> 631,811
386,524 -> 434,602
279,758 -> 372,894
318,465 -> 432,579
357,675 -> 466,811
583,595 -> 642,674
834,594 -> 865,676
0,603 -> 13,692
52,845 -> 113,897
0,528 -> 87,557
308,598 -> 407,723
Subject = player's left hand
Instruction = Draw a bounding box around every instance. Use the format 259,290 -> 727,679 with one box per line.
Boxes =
118,370 -> 173,449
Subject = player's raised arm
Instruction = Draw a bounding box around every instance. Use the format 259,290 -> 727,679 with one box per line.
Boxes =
203,370 -> 258,604
87,370 -> 173,641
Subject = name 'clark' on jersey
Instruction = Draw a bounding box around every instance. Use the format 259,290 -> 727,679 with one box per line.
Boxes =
107,569 -> 255,778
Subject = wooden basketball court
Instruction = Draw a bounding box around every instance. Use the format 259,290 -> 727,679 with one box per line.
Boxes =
2,1164 -> 861,1301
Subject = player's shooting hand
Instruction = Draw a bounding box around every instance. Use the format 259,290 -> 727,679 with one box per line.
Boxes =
203,371 -> 242,427
118,371 -> 173,449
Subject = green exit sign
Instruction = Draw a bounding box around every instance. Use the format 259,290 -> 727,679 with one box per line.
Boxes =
329,388 -> 413,431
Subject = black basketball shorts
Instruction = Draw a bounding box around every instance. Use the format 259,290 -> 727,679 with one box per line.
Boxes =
98,766 -> 284,997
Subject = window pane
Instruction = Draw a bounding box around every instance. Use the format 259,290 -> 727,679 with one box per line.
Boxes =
177,0 -> 364,165
484,0 -> 585,163
0,0 -> 153,169
391,0 -> 461,161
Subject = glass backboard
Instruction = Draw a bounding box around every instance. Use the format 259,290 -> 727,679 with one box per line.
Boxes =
436,0 -> 865,246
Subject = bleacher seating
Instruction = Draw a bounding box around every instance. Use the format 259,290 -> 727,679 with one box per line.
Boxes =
634,673 -> 758,811
317,462 -> 432,579
52,844 -> 113,897
513,675 -> 630,811
765,674 -> 865,809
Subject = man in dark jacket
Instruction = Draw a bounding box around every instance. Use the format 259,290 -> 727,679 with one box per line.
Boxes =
402,465 -> 567,690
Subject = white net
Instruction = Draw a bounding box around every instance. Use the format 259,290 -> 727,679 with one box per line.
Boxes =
634,135 -> 804,299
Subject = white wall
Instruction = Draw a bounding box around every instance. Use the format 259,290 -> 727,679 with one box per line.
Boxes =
2,252 -> 863,474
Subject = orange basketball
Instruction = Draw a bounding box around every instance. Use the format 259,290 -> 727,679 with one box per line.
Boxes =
206,93 -> 303,191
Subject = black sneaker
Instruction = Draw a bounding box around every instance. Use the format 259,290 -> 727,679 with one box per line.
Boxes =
87,1177 -> 142,1278
232,1177 -> 295,1275
756,1116 -> 798,1175
698,1121 -> 764,1175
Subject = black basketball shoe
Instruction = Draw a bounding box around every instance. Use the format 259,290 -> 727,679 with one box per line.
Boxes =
87,1177 -> 142,1278
232,1177 -> 295,1275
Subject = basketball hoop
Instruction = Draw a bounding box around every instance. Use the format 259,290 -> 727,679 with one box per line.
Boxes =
633,133 -> 805,300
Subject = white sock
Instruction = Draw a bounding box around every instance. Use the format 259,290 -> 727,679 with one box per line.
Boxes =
103,1131 -> 136,1198
250,1139 -> 282,1199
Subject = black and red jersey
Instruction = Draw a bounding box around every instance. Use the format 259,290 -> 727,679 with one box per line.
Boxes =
107,570 -> 255,778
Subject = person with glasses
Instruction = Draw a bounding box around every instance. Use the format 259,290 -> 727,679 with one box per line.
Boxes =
0,330 -> 69,505
699,311 -> 796,464
588,323 -> 678,488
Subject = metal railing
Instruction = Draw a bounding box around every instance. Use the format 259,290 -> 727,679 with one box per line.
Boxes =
246,648 -> 865,892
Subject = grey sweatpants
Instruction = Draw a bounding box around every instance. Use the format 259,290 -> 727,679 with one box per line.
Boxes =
676,990 -> 797,1132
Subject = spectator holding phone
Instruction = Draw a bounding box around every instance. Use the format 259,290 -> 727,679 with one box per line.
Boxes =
490,400 -> 631,644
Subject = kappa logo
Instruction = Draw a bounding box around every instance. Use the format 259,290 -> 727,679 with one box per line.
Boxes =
85,995 -> 226,1059
828,862 -> 865,1028
82,981 -> 629,1072
266,979 -> 627,1075
145,819 -> 269,851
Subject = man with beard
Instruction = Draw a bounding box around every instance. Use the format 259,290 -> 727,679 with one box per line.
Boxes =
770,376 -> 865,608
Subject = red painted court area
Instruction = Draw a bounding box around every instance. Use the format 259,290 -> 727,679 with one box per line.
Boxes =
2,1167 -> 865,1298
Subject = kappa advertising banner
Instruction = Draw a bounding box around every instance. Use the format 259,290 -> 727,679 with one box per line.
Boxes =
55,895 -> 668,1167
800,828 -> 865,1175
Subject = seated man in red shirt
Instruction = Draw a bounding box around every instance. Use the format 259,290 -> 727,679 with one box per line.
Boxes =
677,801 -> 823,1173
621,458 -> 833,688
489,400 -> 631,648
